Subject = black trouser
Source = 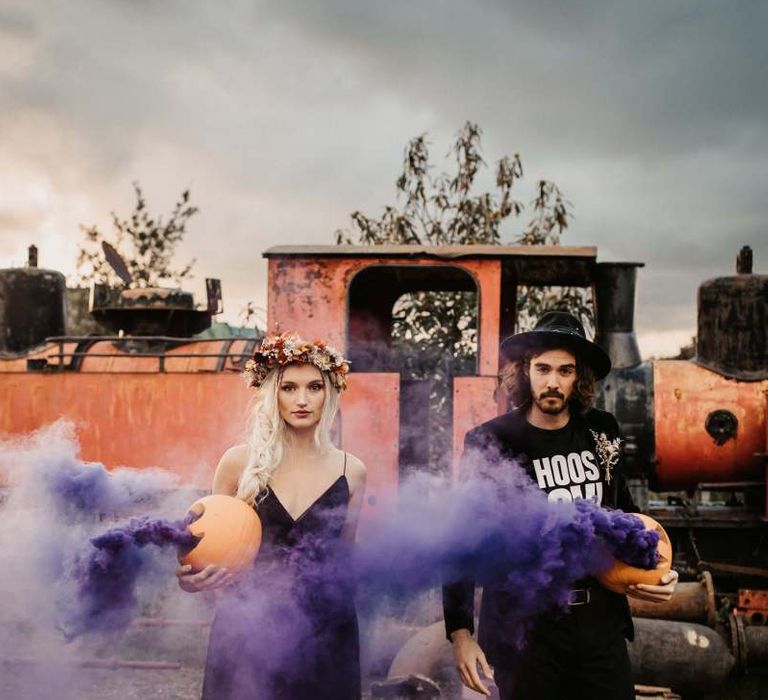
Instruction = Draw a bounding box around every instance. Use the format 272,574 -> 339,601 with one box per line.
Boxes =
492,588 -> 634,700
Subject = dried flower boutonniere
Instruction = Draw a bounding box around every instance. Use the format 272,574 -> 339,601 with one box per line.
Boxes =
589,430 -> 622,484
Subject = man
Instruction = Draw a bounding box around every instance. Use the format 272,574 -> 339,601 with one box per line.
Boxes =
443,311 -> 678,700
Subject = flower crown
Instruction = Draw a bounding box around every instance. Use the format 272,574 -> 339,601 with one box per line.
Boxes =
243,332 -> 350,392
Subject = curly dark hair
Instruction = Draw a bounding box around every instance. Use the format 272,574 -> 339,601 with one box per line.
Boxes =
499,349 -> 596,414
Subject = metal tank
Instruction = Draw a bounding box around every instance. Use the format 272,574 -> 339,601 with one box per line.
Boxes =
653,247 -> 768,489
696,245 -> 767,381
627,618 -> 735,696
90,286 -> 213,337
596,249 -> 768,490
0,247 -> 66,354
381,616 -> 746,699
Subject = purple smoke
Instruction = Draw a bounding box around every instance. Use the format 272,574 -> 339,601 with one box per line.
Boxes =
61,516 -> 198,639
60,471 -> 658,644
45,456 -> 177,522
578,500 -> 658,569
353,467 -> 658,641
41,432 -> 659,675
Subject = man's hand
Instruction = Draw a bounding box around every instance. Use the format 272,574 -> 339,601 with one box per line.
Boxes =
450,629 -> 494,697
626,569 -> 678,603
175,563 -> 234,593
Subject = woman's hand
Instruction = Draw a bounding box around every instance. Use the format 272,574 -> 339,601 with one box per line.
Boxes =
451,629 -> 494,697
626,569 -> 679,603
175,564 -> 234,593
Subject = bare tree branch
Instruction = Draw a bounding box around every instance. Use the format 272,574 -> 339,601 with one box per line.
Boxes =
76,183 -> 199,288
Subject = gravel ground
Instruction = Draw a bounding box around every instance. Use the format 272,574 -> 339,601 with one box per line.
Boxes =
0,613 -> 210,700
0,660 -> 203,700
2,615 -> 766,700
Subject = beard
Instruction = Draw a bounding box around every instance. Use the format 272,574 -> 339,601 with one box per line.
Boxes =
534,392 -> 568,415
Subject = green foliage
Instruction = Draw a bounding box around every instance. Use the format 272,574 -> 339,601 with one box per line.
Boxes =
336,121 -> 593,347
515,180 -> 593,333
335,122 -> 594,472
76,183 -> 198,288
337,122 -> 520,381
336,123 -> 524,246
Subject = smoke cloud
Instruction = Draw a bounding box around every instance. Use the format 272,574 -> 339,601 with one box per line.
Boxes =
0,421 -> 660,698
354,465 -> 656,639
0,422 -> 205,698
62,516 -> 197,639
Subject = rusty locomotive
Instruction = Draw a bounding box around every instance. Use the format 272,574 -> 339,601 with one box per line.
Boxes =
0,242 -> 766,697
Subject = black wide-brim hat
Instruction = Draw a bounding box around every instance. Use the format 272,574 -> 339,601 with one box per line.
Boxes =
500,311 -> 612,379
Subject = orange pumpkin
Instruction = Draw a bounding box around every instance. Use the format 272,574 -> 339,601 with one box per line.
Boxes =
180,494 -> 262,573
597,514 -> 673,594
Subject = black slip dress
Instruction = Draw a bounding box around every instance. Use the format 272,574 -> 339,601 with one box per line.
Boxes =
201,455 -> 360,700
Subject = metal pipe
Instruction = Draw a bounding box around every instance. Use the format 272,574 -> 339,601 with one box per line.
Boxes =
0,655 -> 182,670
628,618 -> 735,696
594,262 -> 644,369
78,657 -> 183,670
387,622 -> 451,681
371,675 -> 441,699
629,572 -> 716,627
743,625 -> 768,668
729,613 -> 768,670
634,685 -> 681,700
133,616 -> 210,628
387,618 -> 738,698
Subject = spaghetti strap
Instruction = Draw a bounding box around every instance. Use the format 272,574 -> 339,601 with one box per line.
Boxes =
343,451 -> 348,476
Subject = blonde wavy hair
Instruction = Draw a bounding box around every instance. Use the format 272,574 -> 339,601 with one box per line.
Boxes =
235,364 -> 341,506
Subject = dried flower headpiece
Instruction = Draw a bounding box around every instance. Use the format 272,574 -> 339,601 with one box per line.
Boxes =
243,332 -> 350,392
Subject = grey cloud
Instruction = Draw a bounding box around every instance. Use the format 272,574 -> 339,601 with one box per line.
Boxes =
0,7 -> 36,37
0,0 -> 766,356
264,1 -> 768,158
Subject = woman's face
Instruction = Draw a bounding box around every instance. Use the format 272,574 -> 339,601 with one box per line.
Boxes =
277,363 -> 326,430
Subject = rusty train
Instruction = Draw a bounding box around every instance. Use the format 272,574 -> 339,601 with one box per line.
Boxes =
0,242 -> 766,696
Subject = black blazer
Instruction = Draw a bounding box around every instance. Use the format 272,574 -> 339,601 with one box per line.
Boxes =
442,407 -> 638,665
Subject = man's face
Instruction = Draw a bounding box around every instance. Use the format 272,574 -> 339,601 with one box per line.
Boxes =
527,348 -> 578,415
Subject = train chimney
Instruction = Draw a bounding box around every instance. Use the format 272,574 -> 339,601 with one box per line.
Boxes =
736,245 -> 753,274
696,246 -> 767,381
594,262 -> 644,369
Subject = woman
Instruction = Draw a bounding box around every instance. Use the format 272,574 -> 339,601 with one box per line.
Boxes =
177,332 -> 366,700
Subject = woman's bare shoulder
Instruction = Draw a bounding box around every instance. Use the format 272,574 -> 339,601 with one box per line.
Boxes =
212,444 -> 248,493
219,443 -> 248,469
343,451 -> 366,482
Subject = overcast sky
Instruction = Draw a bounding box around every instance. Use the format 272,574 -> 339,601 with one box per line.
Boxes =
1,0 -> 765,357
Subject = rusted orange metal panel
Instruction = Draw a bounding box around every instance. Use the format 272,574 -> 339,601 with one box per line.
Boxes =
465,260 -> 501,377
340,373 -> 399,534
0,371 -> 399,518
79,341 -> 163,372
653,361 -> 768,489
76,339 -> 235,373
0,339 -> 250,375
452,376 -> 501,478
0,373 -> 250,485
0,342 -> 74,372
267,255 -> 502,374
267,257 -> 350,349
736,588 -> 768,625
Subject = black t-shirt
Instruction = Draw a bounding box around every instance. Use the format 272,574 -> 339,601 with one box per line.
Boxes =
522,419 -> 606,506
